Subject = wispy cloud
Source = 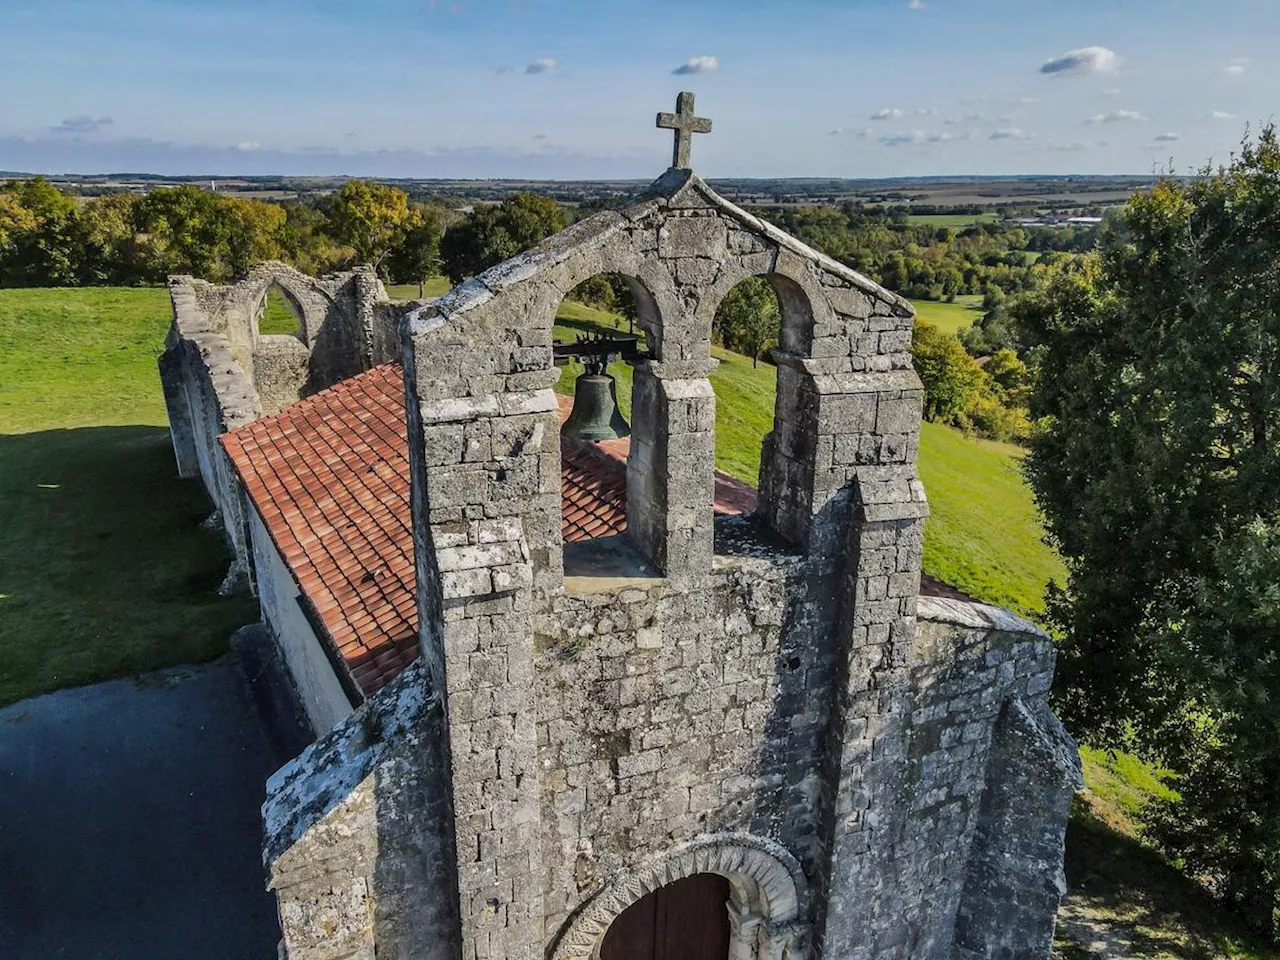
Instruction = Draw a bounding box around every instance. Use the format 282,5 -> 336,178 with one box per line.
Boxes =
525,57 -> 557,74
871,107 -> 904,121
928,131 -> 972,143
51,115 -> 113,135
989,128 -> 1030,140
1208,110 -> 1237,120
673,55 -> 719,75
1047,140 -> 1091,152
1040,46 -> 1120,76
908,0 -> 926,9
1152,133 -> 1182,143
828,127 -> 872,138
1102,88 -> 1121,98
881,130 -> 925,146
915,108 -> 937,116
234,141 -> 261,151
1222,59 -> 1248,77
1086,109 -> 1147,124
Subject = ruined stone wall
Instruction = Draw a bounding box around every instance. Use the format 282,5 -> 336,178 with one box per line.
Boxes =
159,263 -> 423,573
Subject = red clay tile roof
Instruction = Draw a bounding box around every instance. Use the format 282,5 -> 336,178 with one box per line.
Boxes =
222,364 -> 757,700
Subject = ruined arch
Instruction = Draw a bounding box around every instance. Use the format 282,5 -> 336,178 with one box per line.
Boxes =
551,835 -> 808,960
255,281 -> 308,341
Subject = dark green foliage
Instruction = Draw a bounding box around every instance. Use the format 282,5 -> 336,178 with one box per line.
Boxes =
1023,128 -> 1280,936
713,277 -> 779,367
385,205 -> 447,295
439,193 -> 566,282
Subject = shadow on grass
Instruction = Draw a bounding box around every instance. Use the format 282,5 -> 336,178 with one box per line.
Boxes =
1062,797 -> 1280,959
0,426 -> 259,706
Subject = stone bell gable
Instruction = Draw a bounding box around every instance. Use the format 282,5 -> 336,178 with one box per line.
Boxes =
261,163 -> 1078,960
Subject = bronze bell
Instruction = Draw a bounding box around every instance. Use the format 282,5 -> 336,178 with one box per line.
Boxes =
562,371 -> 630,442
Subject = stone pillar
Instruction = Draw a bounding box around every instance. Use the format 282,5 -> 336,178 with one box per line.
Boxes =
626,363 -> 715,579
158,348 -> 200,479
787,370 -> 929,958
404,312 -> 562,960
951,697 -> 1082,959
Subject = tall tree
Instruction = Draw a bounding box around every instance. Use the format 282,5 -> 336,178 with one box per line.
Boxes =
0,177 -> 78,285
326,179 -> 410,270
1020,128 -> 1280,935
386,205 -> 447,296
222,196 -> 286,277
439,193 -> 566,282
72,193 -> 140,285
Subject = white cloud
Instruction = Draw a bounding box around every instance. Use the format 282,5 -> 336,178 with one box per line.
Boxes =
235,141 -> 262,151
526,57 -> 557,74
915,107 -> 937,116
1222,64 -> 1246,77
1040,46 -> 1120,76
828,127 -> 872,138
1208,110 -> 1237,120
880,130 -> 926,146
1086,109 -> 1147,124
673,55 -> 719,75
1047,140 -> 1091,152
927,131 -> 972,143
989,128 -> 1030,140
1102,88 -> 1121,98
908,0 -> 926,8
1152,133 -> 1182,143
1017,97 -> 1041,105
871,107 -> 904,121
943,116 -> 961,126
51,115 -> 113,135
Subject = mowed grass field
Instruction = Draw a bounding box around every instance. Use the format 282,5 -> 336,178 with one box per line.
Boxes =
0,288 -> 259,705
906,213 -> 998,228
910,295 -> 986,335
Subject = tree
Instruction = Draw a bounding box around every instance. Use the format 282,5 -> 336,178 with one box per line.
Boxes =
714,277 -> 779,367
1021,128 -> 1280,935
222,196 -> 285,277
326,180 -> 410,270
439,193 -> 566,282
136,185 -> 233,280
72,193 -> 140,285
0,177 -> 78,285
911,320 -> 986,421
386,205 -> 446,296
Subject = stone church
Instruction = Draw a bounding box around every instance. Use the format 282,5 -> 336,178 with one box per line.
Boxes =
159,94 -> 1080,960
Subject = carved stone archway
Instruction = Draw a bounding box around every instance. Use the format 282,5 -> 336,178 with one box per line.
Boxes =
552,835 -> 808,960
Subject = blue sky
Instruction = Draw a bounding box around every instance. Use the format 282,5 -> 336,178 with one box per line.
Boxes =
1,0 -> 1276,178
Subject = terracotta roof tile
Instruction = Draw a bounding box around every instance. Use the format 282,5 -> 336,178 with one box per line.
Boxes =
221,364 -> 757,701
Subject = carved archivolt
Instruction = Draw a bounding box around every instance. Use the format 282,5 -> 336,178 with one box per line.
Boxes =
551,834 -> 808,960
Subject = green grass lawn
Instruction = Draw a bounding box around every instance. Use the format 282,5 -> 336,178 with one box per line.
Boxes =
385,277 -> 452,300
0,287 -> 258,705
910,295 -> 986,336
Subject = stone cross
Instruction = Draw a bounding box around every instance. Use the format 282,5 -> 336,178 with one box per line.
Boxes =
656,91 -> 712,170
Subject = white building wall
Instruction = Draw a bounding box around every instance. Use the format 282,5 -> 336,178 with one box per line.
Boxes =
249,508 -> 355,736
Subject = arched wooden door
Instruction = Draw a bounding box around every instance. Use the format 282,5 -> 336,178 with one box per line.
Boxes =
599,873 -> 731,960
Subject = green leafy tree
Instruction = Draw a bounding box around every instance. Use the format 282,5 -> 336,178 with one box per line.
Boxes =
386,205 -> 447,295
222,196 -> 286,277
714,277 -> 779,367
0,177 -> 78,285
72,193 -> 141,284
326,180 -> 411,270
136,185 -> 232,280
911,320 -> 986,421
439,193 -> 566,282
1021,127 -> 1280,935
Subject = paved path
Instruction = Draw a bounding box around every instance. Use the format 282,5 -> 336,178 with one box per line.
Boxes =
0,659 -> 282,959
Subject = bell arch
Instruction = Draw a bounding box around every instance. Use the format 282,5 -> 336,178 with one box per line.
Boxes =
552,836 -> 808,960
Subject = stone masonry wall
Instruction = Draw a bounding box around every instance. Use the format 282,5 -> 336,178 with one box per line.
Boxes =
259,168 -> 1077,960
159,262 -> 426,574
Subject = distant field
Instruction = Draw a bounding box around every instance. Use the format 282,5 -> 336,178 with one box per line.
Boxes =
0,287 -> 258,705
386,278 -> 452,300
910,296 -> 985,335
906,213 -> 998,228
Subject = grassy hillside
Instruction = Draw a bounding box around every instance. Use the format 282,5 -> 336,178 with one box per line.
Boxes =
0,288 -> 258,705
910,295 -> 985,335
